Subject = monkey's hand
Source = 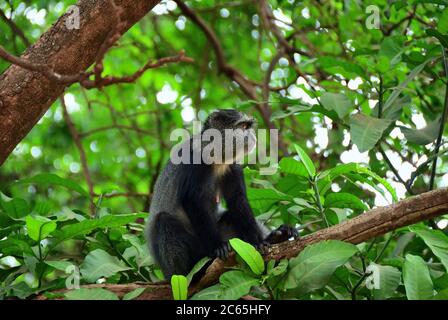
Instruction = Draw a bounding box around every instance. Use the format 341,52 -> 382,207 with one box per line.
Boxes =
212,241 -> 231,260
264,224 -> 299,245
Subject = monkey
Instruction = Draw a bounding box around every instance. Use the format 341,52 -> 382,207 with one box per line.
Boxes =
146,109 -> 298,279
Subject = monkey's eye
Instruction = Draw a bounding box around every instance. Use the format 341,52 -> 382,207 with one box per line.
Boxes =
240,121 -> 252,130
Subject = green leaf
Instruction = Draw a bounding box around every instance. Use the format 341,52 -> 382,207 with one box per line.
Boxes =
318,56 -> 365,77
33,200 -> 54,216
0,225 -> 21,238
0,192 -> 30,220
400,117 -> 440,145
219,270 -> 260,300
412,0 -> 447,6
186,257 -> 211,285
403,254 -> 434,300
293,144 -> 316,178
0,237 -> 34,256
426,29 -> 448,48
45,260 -> 74,272
171,275 -> 188,300
368,263 -> 402,300
410,226 -> 448,272
267,259 -> 289,276
247,188 -> 292,211
376,55 -> 391,73
324,192 -> 368,211
52,213 -> 146,245
80,249 -> 131,283
379,35 -> 405,64
438,9 -> 448,33
229,238 -> 264,275
25,215 -> 57,241
279,157 -> 308,178
320,92 -> 352,119
284,240 -> 357,294
16,173 -> 89,197
349,114 -> 392,152
270,104 -> 313,120
190,284 -> 222,300
65,288 -> 119,300
433,289 -> 448,300
383,60 -> 430,112
355,167 -> 398,202
318,163 -> 361,191
9,281 -> 34,299
373,95 -> 409,120
318,163 -> 397,201
122,288 -> 146,300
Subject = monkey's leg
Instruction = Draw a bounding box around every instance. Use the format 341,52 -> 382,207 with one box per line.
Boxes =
150,212 -> 204,278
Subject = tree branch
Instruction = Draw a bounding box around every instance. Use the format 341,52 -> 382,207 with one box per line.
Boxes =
81,51 -> 193,89
35,187 -> 448,300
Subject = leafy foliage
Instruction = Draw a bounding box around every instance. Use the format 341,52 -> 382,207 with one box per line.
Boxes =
283,240 -> 357,295
229,238 -> 265,275
0,0 -> 448,300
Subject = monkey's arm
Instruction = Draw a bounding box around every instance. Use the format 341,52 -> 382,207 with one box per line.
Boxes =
221,165 -> 265,245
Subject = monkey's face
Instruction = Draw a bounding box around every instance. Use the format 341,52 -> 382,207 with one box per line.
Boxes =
231,119 -> 257,162
203,109 -> 257,163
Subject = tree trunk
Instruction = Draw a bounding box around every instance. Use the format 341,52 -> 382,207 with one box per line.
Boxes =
0,0 -> 161,165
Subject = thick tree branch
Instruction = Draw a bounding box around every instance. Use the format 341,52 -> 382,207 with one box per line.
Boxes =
0,0 -> 161,165
36,187 -> 448,300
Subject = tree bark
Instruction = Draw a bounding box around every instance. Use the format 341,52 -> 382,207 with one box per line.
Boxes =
0,0 -> 161,165
35,187 -> 448,300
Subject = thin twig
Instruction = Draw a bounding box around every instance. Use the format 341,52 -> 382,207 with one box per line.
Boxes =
80,125 -> 153,138
378,145 -> 414,195
376,75 -> 414,195
0,8 -> 31,47
429,47 -> 448,190
61,95 -> 95,215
